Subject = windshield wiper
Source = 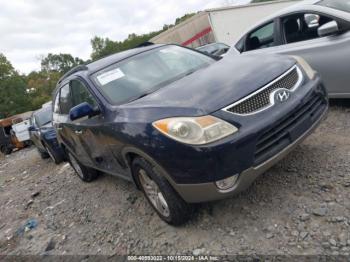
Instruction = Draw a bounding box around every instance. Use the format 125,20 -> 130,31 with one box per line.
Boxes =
40,121 -> 52,127
128,92 -> 153,103
185,70 -> 196,76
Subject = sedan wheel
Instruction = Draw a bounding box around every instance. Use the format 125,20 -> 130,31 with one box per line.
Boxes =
139,169 -> 170,218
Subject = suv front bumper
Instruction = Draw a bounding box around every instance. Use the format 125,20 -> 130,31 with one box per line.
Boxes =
171,107 -> 327,203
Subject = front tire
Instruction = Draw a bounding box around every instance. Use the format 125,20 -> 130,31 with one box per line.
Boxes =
132,157 -> 193,226
67,152 -> 98,182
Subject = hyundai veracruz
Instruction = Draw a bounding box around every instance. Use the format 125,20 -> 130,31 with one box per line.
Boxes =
52,44 -> 328,225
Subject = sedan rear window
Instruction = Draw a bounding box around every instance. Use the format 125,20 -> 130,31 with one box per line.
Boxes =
318,0 -> 350,13
91,45 -> 214,105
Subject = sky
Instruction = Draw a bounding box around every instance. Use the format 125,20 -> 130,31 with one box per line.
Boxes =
0,0 -> 250,74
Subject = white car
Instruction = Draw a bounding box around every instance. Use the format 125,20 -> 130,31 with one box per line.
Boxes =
228,0 -> 350,98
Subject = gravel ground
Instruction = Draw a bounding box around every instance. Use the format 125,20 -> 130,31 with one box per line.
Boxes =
0,102 -> 350,257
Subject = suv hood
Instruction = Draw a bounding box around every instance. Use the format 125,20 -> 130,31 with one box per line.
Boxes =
123,54 -> 296,117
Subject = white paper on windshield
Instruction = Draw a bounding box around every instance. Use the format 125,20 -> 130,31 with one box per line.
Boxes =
96,68 -> 125,85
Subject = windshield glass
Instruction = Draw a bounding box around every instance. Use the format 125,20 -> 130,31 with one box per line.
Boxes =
35,107 -> 52,127
91,45 -> 215,104
318,0 -> 350,13
197,44 -> 219,54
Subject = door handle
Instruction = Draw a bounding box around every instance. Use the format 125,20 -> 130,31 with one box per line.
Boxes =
75,130 -> 83,135
56,127 -> 63,131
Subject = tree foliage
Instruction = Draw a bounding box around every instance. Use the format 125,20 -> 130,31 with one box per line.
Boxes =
0,12 -> 197,117
41,53 -> 85,74
0,54 -> 30,119
91,13 -> 195,60
25,70 -> 62,110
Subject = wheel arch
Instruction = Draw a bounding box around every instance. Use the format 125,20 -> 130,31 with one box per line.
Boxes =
122,147 -> 176,191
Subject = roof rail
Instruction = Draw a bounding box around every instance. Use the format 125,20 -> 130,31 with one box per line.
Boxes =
137,41 -> 154,48
57,65 -> 88,84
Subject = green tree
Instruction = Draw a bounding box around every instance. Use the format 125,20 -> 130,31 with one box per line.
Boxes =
0,53 -> 30,118
90,37 -> 122,61
175,13 -> 195,25
90,13 -> 195,60
41,53 -> 85,74
25,70 -> 61,110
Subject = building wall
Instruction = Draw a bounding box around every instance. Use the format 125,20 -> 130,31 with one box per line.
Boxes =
208,0 -> 299,45
150,12 -> 215,48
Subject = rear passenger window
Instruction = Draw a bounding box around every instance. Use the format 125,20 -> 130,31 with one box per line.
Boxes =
70,80 -> 98,108
53,92 -> 60,114
59,84 -> 72,115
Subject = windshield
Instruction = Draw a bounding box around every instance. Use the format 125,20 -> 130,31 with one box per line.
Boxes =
318,0 -> 350,13
91,45 -> 215,105
35,107 -> 52,127
197,44 -> 219,54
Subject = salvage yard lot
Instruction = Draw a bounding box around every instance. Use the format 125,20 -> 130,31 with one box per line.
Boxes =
0,102 -> 350,256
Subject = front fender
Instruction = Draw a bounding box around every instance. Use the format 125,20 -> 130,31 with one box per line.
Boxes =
121,146 -> 178,191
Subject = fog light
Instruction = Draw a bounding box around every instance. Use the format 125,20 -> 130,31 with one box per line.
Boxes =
215,175 -> 239,190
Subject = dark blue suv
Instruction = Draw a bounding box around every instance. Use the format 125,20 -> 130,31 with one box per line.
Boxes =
53,44 -> 328,225
29,106 -> 65,164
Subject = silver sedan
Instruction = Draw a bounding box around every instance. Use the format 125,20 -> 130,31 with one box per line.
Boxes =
228,0 -> 350,98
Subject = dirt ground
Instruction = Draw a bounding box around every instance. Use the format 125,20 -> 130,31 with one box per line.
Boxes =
0,102 -> 350,257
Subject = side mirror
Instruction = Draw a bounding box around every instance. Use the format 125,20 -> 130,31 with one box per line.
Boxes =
305,14 -> 320,28
69,102 -> 99,121
318,21 -> 339,37
28,125 -> 36,132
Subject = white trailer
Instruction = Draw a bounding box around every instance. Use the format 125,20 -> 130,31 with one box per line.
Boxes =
12,119 -> 31,142
151,0 -> 300,48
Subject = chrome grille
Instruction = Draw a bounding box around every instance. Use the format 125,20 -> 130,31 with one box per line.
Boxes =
225,66 -> 302,115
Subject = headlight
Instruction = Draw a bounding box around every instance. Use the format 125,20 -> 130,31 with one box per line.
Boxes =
291,56 -> 316,80
153,115 -> 238,145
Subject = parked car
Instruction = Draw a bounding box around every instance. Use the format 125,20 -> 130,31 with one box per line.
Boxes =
228,0 -> 350,98
196,43 -> 230,57
53,44 -> 328,225
29,106 -> 64,164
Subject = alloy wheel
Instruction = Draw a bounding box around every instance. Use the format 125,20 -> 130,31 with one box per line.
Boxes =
46,146 -> 56,162
139,169 -> 170,217
69,153 -> 84,179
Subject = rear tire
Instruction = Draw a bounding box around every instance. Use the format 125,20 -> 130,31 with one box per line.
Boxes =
67,152 -> 98,182
38,148 -> 50,159
44,143 -> 63,165
132,157 -> 193,226
1,145 -> 12,155
25,140 -> 33,147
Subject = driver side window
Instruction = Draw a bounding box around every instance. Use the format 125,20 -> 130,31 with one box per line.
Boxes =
59,84 -> 73,115
70,80 -> 98,109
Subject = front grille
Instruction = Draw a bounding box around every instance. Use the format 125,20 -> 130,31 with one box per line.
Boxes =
254,91 -> 326,165
226,66 -> 300,115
